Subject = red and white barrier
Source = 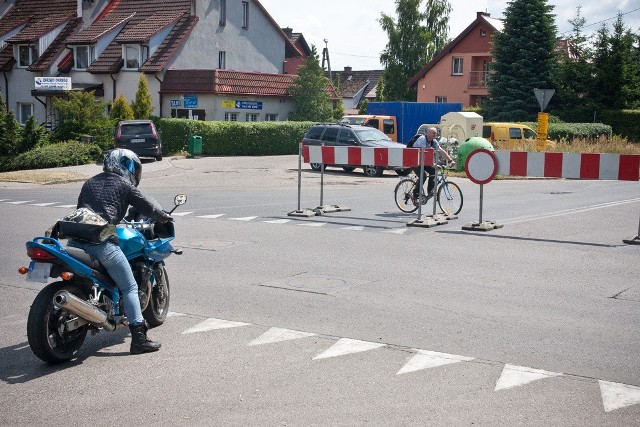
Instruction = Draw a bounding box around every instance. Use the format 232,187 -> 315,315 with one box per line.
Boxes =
494,151 -> 640,181
302,145 -> 434,168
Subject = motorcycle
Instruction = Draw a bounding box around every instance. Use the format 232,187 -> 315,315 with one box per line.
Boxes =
19,194 -> 187,364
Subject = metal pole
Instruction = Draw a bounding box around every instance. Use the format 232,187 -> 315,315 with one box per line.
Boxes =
417,148 -> 425,218
319,144 -> 325,207
479,184 -> 484,223
296,142 -> 302,211
432,148 -> 439,216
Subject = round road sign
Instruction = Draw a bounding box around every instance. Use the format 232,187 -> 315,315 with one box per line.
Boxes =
465,148 -> 498,185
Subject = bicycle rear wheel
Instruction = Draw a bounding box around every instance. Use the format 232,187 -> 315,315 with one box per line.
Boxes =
437,181 -> 463,215
394,178 -> 419,213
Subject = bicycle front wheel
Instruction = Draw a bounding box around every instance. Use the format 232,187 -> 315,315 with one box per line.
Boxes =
394,178 -> 419,213
438,181 -> 463,215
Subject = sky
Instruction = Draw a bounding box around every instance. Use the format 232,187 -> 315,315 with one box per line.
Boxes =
259,0 -> 640,71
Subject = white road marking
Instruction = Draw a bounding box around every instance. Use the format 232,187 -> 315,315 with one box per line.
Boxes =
340,226 -> 364,231
297,222 -> 326,227
599,380 -> 640,412
197,214 -> 226,219
29,202 -> 59,206
503,198 -> 640,225
247,327 -> 316,346
171,211 -> 193,216
55,204 -> 77,208
397,349 -> 474,375
5,200 -> 34,204
229,216 -> 258,221
494,364 -> 563,391
166,311 -> 186,317
181,318 -> 250,334
384,228 -> 408,234
313,338 -> 385,360
262,219 -> 291,224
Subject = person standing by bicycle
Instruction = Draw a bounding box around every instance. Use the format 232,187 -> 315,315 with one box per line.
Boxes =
413,127 -> 455,202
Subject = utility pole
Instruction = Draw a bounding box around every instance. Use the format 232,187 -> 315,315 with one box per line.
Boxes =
321,39 -> 331,79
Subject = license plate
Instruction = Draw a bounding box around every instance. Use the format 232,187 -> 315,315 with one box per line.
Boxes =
131,138 -> 145,143
27,261 -> 51,283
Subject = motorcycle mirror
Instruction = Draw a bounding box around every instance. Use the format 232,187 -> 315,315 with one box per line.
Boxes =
174,194 -> 187,206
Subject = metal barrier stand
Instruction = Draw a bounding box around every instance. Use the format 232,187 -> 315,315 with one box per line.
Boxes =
407,148 -> 448,228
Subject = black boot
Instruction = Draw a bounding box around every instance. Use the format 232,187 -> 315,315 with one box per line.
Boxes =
129,322 -> 161,354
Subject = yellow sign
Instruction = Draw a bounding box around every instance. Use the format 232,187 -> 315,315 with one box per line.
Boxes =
221,100 -> 235,109
537,112 -> 549,139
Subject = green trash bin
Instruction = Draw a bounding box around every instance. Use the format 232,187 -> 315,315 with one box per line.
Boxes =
188,135 -> 202,157
455,137 -> 494,171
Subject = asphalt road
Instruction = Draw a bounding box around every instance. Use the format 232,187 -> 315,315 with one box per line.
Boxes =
1,155 -> 639,426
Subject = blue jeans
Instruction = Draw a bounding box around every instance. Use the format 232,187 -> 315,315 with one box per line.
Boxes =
68,239 -> 143,325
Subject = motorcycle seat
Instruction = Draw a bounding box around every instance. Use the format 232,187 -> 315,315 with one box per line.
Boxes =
64,246 -> 108,275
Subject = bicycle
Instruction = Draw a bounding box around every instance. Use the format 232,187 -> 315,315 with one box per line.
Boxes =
394,165 -> 463,215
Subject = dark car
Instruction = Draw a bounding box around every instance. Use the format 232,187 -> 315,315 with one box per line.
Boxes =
302,123 -> 409,177
115,120 -> 162,161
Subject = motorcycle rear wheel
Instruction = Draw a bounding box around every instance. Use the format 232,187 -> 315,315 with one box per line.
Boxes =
143,266 -> 170,327
27,281 -> 88,364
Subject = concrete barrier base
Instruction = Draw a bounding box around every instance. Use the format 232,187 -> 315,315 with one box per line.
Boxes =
407,214 -> 448,228
288,209 -> 317,218
462,221 -> 504,231
622,236 -> 640,245
314,205 -> 351,215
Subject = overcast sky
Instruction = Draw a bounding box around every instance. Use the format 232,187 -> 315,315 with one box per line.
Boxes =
259,0 -> 640,71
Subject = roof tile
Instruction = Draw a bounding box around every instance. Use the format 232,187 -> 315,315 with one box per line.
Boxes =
28,17 -> 82,72
66,13 -> 136,44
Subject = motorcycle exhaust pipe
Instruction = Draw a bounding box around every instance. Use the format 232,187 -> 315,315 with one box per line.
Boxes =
53,290 -> 115,332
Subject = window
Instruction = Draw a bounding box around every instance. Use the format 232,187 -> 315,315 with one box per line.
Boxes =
265,114 -> 278,121
480,29 -> 487,37
225,112 -> 238,121
452,57 -> 463,75
123,44 -> 148,69
73,45 -> 95,70
242,1 -> 249,29
337,129 -> 356,145
220,0 -> 226,25
17,45 -> 38,67
18,102 -> 34,124
509,128 -> 523,140
245,113 -> 258,122
218,51 -> 226,69
321,127 -> 339,142
435,96 -> 448,103
382,119 -> 395,134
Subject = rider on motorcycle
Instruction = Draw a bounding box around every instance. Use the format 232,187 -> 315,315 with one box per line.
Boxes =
68,149 -> 171,354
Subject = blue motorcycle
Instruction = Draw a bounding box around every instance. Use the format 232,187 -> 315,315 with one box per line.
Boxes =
20,194 -> 187,364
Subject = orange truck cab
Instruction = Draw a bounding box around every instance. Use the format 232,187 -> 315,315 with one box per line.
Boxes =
339,115 -> 398,142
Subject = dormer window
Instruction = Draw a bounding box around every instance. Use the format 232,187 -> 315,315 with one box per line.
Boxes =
17,44 -> 38,67
73,45 -> 96,70
123,44 -> 148,70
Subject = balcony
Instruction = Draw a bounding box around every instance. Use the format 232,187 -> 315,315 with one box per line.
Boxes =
468,71 -> 489,88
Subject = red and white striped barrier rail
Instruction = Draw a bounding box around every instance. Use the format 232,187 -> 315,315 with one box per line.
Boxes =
494,151 -> 640,181
302,145 -> 435,168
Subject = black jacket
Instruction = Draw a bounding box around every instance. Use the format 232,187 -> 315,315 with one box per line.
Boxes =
77,172 -> 170,224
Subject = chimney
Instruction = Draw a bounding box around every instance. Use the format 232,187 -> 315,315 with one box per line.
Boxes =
282,27 -> 293,38
344,66 -> 352,74
477,11 -> 490,19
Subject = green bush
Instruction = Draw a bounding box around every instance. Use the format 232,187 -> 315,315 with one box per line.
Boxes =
0,141 -> 102,172
157,119 -> 315,156
599,110 -> 640,142
522,122 -> 612,140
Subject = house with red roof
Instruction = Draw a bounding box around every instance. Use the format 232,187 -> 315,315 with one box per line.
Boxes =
0,0 -> 329,127
408,12 -> 503,108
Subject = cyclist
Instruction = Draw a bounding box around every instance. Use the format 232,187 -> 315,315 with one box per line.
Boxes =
412,127 -> 455,204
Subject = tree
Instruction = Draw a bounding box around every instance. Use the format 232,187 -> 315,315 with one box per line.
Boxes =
485,0 -> 557,121
52,91 -> 112,149
379,0 -> 451,101
131,74 -> 154,119
289,45 -> 333,121
1,110 -> 20,155
16,115 -> 48,153
551,7 -> 596,115
110,93 -> 135,121
0,94 -> 7,154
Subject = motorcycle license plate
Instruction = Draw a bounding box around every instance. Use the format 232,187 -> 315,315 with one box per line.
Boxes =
131,138 -> 145,143
27,261 -> 51,283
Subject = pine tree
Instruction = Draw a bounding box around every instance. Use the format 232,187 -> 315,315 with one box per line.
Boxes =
485,0 -> 557,121
288,45 -> 333,121
17,115 -> 48,153
131,74 -> 154,119
1,110 -> 20,155
0,94 -> 7,154
110,93 -> 135,121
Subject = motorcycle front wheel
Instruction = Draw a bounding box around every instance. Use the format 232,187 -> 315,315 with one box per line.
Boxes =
27,281 -> 89,364
143,266 -> 170,327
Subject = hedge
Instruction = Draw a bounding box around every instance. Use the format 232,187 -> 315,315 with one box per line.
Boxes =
522,122 -> 612,140
0,141 -> 102,172
157,119 -> 316,156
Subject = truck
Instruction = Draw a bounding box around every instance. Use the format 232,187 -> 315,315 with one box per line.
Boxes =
351,101 -> 463,144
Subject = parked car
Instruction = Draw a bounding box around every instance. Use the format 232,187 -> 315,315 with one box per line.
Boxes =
302,123 -> 409,177
115,120 -> 162,161
482,122 -> 555,150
